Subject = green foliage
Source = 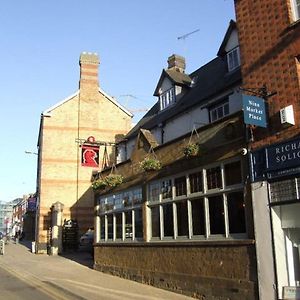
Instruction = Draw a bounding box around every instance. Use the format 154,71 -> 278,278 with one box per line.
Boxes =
140,157 -> 162,171
92,174 -> 123,191
183,143 -> 200,158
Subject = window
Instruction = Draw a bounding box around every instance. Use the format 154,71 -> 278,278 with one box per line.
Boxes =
292,0 -> 300,21
206,166 -> 222,190
191,198 -> 206,236
209,101 -> 229,122
227,47 -> 240,72
224,161 -> 242,186
160,88 -> 176,110
97,187 -> 143,242
161,179 -> 172,199
175,176 -> 187,197
208,195 -> 225,235
147,159 -> 246,241
176,201 -> 189,237
189,172 -> 203,194
227,192 -> 246,234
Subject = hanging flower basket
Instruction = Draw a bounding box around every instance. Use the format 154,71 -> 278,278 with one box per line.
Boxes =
104,174 -> 123,187
140,157 -> 162,171
92,178 -> 107,191
92,174 -> 123,191
183,143 -> 200,158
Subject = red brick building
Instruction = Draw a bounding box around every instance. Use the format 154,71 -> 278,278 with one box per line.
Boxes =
235,0 -> 300,299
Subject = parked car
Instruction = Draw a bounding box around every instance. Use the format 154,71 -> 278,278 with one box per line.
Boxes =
0,232 -> 3,240
79,229 -> 94,254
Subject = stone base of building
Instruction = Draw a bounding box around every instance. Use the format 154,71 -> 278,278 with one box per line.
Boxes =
93,242 -> 258,300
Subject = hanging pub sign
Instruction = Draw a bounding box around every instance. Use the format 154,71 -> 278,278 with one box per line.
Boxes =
242,94 -> 267,128
81,136 -> 99,168
27,196 -> 37,211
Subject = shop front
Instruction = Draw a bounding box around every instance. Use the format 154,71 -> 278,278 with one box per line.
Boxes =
251,137 -> 300,299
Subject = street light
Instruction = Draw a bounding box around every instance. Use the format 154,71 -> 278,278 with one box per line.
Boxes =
25,151 -> 38,155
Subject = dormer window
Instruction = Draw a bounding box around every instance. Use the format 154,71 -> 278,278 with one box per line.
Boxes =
227,47 -> 240,72
160,87 -> 175,110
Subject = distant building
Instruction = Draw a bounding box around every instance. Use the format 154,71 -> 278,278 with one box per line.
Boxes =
35,52 -> 132,254
0,199 -> 19,235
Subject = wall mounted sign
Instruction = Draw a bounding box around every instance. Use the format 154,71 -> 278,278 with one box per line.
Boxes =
266,138 -> 300,171
81,140 -> 99,168
250,137 -> 300,181
242,94 -> 267,128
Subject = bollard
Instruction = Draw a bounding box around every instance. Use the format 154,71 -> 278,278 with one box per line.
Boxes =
0,239 -> 5,255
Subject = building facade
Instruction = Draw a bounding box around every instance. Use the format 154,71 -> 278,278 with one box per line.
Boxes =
92,22 -> 258,299
35,52 -> 132,254
234,0 -> 300,299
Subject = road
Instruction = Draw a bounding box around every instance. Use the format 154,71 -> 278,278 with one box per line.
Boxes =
0,265 -> 56,300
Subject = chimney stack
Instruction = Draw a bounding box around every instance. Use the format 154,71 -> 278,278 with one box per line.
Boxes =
167,54 -> 186,73
79,52 -> 100,90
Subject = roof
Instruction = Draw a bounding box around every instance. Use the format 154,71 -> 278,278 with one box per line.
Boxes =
153,69 -> 192,96
217,19 -> 237,57
42,88 -> 132,117
125,56 -> 241,139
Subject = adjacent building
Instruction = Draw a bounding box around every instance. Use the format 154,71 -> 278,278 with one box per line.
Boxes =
35,52 -> 132,254
234,0 -> 300,299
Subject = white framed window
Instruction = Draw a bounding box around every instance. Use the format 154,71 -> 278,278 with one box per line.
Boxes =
227,47 -> 240,72
148,159 -> 246,241
291,0 -> 300,21
97,187 -> 143,242
159,87 -> 175,110
209,101 -> 229,122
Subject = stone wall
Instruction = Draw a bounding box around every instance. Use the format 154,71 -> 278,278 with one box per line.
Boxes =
94,242 -> 258,300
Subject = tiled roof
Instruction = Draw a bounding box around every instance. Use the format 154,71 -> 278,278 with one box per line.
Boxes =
125,56 -> 241,139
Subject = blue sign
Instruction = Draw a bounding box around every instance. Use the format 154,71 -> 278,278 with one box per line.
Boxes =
266,137 -> 300,171
242,95 -> 267,128
250,137 -> 300,182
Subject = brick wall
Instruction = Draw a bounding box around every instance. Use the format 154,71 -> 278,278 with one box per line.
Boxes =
36,54 -> 132,252
234,0 -> 300,149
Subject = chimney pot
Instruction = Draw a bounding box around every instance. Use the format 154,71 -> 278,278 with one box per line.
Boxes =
167,54 -> 186,73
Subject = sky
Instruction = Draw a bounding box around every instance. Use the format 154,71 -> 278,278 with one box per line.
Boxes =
0,0 -> 235,202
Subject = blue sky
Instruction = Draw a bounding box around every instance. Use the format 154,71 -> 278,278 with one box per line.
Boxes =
0,1 -> 235,201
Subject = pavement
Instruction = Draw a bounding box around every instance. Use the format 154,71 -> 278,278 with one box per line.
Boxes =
0,240 -> 193,300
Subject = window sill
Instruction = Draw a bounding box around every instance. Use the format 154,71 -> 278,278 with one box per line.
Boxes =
95,238 -> 255,247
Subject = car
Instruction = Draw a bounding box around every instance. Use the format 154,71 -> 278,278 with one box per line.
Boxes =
79,229 -> 94,254
0,232 -> 3,240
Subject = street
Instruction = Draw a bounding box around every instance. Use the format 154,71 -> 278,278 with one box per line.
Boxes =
0,241 -> 193,300
0,265 -> 58,300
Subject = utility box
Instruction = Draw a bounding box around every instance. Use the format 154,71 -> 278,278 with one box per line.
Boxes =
280,105 -> 295,126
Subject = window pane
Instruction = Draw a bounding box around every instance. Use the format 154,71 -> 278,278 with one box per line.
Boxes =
175,176 -> 187,197
176,201 -> 189,237
123,191 -> 133,207
135,209 -> 143,239
191,198 -> 205,235
116,213 -> 122,239
211,109 -> 217,121
208,196 -> 225,234
206,167 -> 222,189
227,192 -> 246,234
106,196 -> 114,211
163,203 -> 174,237
133,188 -> 143,205
189,171 -> 203,193
151,206 -> 160,238
270,179 -> 297,203
224,103 -> 229,115
115,194 -> 123,209
100,217 -> 105,240
225,161 -> 242,186
149,182 -> 160,202
125,211 -> 132,239
107,214 -> 113,240
217,106 -> 223,119
161,179 -> 172,199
